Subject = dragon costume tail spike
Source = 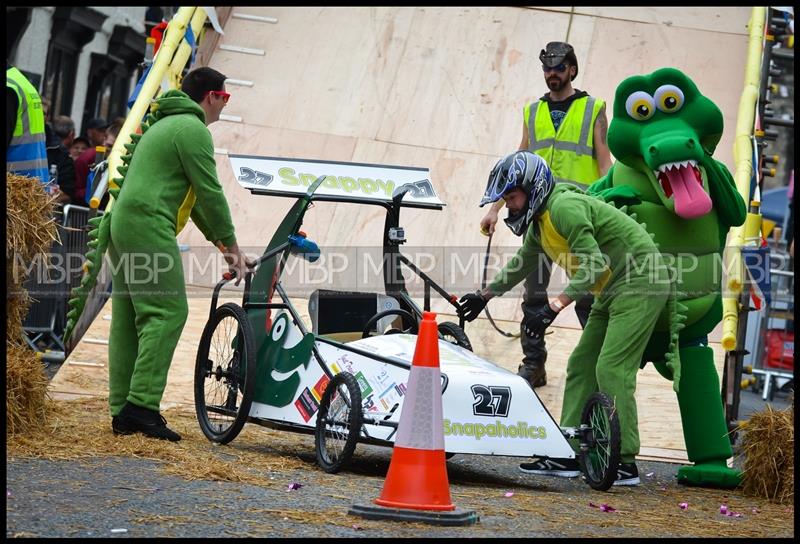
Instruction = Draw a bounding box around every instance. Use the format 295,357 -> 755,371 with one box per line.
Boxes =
121,153 -> 132,165
123,142 -> 136,153
130,133 -> 142,143
108,188 -> 121,200
145,113 -> 157,125
116,165 -> 129,177
63,211 -> 113,343
111,177 -> 124,188
140,122 -> 149,134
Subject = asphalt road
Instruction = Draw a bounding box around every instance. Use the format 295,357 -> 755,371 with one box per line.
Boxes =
6,424 -> 794,539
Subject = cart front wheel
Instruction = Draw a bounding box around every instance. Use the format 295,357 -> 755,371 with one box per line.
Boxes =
194,303 -> 255,444
579,392 -> 621,491
315,371 -> 363,473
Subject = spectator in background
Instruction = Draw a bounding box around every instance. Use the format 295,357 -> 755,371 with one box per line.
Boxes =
6,62 -> 49,184
84,117 -> 108,147
52,114 -> 76,150
74,118 -> 124,205
70,136 -> 90,160
44,119 -> 75,205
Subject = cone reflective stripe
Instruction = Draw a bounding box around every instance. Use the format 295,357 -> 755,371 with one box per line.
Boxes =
349,312 -> 477,525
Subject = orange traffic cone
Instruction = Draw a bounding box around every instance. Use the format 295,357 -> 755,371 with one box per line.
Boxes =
349,312 -> 478,526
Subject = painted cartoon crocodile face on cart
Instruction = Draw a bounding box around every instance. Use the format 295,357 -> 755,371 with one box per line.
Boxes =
253,313 -> 315,407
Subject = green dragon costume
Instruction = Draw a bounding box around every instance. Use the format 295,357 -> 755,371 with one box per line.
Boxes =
64,90 -> 238,416
588,67 -> 746,488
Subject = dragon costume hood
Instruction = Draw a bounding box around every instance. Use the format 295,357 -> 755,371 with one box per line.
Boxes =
150,90 -> 206,123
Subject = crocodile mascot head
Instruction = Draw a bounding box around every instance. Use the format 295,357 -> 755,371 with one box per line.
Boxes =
608,67 -> 725,220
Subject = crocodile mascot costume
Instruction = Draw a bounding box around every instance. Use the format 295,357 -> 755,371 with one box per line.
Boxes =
588,67 -> 746,488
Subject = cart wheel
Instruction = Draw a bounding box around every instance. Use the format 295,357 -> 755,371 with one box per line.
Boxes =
194,303 -> 255,444
438,321 -> 473,351
315,371 -> 363,473
578,392 -> 621,491
445,452 -> 457,460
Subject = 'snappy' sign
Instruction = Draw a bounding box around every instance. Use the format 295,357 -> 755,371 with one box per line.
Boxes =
228,154 -> 444,208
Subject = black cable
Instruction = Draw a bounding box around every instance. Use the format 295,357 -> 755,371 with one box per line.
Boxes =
481,232 -> 520,338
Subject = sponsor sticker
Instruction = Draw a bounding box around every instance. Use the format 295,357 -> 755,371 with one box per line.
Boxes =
294,387 -> 320,422
311,374 -> 330,402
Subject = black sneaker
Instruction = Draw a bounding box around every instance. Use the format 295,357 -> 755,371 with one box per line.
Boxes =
519,457 -> 580,477
518,364 -> 547,388
111,416 -> 126,435
114,402 -> 181,442
613,462 -> 640,486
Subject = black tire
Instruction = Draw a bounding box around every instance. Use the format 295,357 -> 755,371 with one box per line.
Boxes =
194,303 -> 256,444
445,452 -> 457,460
438,321 -> 472,351
315,372 -> 363,473
578,392 -> 621,491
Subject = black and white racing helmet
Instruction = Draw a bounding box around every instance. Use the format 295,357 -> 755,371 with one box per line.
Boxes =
479,151 -> 554,236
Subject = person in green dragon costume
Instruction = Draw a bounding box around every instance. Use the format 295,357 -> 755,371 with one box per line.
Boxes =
587,67 -> 746,488
63,67 -> 253,441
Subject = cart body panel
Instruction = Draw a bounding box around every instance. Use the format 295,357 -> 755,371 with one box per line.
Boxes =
248,311 -> 574,459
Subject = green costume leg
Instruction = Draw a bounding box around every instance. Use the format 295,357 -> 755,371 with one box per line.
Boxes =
561,285 -> 667,464
675,345 -> 741,488
108,228 -> 188,413
559,305 -> 607,431
107,242 -> 139,417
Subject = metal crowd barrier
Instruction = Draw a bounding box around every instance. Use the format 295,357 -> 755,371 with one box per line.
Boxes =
22,204 -> 102,353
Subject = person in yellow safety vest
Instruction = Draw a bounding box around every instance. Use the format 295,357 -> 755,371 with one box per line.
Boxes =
480,42 -> 613,390
6,63 -> 49,184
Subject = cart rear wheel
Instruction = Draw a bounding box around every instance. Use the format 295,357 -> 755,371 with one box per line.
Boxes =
438,321 -> 472,351
579,392 -> 621,491
315,371 -> 363,473
194,303 -> 255,444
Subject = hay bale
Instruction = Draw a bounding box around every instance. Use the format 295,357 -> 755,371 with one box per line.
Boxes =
6,172 -> 61,435
6,172 -> 60,346
738,402 -> 794,503
6,343 -> 51,437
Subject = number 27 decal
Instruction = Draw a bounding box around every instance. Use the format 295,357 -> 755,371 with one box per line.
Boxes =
471,385 -> 511,417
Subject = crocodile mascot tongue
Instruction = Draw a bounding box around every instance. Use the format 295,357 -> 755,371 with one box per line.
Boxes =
588,67 -> 746,488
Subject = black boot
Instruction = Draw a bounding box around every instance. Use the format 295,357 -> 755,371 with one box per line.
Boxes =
114,401 -> 181,442
517,362 -> 547,388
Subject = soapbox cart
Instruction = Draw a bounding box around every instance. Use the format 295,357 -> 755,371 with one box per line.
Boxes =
193,156 -> 621,490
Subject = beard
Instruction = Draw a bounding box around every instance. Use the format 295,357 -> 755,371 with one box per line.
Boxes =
546,76 -> 566,92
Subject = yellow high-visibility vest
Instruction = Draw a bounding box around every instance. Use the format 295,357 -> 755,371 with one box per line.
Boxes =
6,66 -> 49,183
524,95 -> 604,187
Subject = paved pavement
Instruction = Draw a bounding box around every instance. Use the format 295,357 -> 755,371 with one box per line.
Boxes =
6,411 -> 794,539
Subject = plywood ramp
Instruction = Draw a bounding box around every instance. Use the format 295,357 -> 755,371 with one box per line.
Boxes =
52,290 -> 728,463
176,6 -> 750,326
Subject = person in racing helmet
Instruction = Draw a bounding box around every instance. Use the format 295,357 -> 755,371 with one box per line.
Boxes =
458,150 -> 670,486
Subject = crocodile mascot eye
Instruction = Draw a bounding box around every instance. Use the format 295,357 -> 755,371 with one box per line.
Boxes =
625,91 -> 655,121
654,85 -> 685,113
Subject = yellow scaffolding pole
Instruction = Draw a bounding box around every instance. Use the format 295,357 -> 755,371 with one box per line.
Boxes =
720,6 -> 767,351
92,7 -> 209,211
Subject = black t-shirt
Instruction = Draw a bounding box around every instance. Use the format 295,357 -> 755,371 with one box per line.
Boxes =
541,90 -> 588,132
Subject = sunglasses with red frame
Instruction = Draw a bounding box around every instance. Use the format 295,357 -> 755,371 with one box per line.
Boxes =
204,90 -> 231,103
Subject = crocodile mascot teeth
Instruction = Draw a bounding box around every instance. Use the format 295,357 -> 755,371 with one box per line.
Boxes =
588,67 -> 746,488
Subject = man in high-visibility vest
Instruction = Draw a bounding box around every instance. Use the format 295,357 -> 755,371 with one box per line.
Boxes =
6,63 -> 49,184
480,42 -> 612,389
